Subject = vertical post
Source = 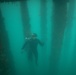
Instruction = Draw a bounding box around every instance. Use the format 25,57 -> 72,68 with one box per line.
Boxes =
40,0 -> 47,74
49,0 -> 68,75
20,1 -> 31,38
0,7 -> 15,75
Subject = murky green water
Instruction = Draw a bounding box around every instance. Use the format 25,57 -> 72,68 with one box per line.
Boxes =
0,0 -> 76,75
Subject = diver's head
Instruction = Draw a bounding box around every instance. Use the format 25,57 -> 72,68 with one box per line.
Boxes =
31,33 -> 37,38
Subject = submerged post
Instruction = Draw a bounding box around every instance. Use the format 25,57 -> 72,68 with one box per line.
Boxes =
49,0 -> 69,75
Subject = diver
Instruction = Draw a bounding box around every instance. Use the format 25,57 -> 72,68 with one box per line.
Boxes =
22,33 -> 44,65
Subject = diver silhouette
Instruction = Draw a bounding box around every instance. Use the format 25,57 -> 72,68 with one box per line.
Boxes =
22,33 -> 44,65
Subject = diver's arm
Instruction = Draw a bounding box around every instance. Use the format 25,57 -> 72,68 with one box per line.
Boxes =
22,41 -> 28,49
38,39 -> 44,46
22,42 -> 26,50
22,37 -> 30,50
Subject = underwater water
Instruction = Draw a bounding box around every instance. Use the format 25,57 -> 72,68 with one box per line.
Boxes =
0,0 -> 76,75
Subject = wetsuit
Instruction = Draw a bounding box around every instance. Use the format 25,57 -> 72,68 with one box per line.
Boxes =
22,38 -> 43,65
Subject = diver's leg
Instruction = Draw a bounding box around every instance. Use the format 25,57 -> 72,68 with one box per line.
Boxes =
28,50 -> 32,62
33,50 -> 38,65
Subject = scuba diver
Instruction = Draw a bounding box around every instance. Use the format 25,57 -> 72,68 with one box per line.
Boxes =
22,33 -> 44,65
